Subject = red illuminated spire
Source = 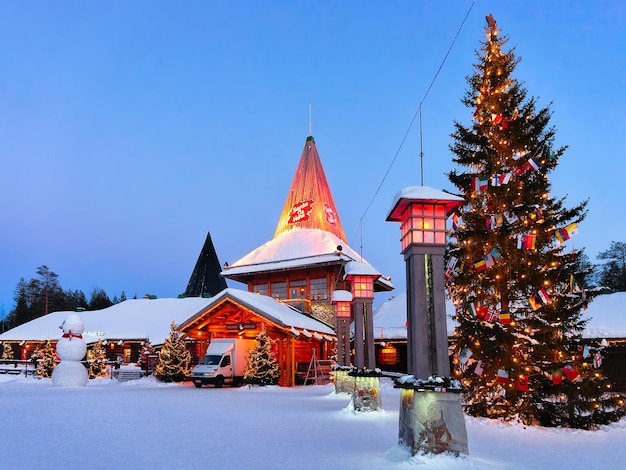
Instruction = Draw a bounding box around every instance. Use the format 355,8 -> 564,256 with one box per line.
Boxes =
273,136 -> 346,242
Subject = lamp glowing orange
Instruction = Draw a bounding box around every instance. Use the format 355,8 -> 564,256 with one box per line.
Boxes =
386,186 -> 464,252
331,290 -> 352,318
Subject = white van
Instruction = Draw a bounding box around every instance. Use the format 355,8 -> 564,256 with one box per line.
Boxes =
191,338 -> 255,388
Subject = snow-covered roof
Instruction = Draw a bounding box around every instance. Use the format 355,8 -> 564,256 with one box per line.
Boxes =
373,293 -> 457,339
180,288 -> 335,335
222,228 -> 394,291
225,228 -> 358,273
386,185 -> 464,221
344,260 -> 380,278
331,290 -> 352,303
0,297 -> 214,345
582,292 -> 626,338
0,288 -> 337,345
373,292 -> 626,340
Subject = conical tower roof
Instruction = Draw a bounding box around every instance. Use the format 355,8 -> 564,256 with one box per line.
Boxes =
184,232 -> 227,298
273,135 -> 346,241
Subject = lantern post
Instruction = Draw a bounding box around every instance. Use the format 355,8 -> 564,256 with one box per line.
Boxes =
386,185 -> 469,455
332,289 -> 353,394
343,261 -> 382,411
331,289 -> 352,367
344,261 -> 380,370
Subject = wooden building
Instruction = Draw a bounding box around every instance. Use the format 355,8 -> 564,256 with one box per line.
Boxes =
179,288 -> 335,387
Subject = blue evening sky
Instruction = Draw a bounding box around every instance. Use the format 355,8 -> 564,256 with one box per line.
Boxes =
1,1 -> 624,314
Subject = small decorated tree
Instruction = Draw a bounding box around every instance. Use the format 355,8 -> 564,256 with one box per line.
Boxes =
1,343 -> 14,360
153,322 -> 191,383
137,340 -> 155,372
37,340 -> 57,378
244,325 -> 280,386
88,339 -> 108,379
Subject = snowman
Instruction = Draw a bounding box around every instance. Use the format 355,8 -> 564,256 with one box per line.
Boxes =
52,313 -> 88,387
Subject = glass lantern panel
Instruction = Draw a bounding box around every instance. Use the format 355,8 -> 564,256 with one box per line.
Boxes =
335,302 -> 351,318
352,275 -> 374,298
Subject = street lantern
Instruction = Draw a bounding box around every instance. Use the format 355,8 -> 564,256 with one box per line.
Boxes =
386,185 -> 468,455
350,275 -> 375,298
344,261 -> 380,370
332,290 -> 352,318
387,186 -> 461,249
331,290 -> 352,367
386,186 -> 463,378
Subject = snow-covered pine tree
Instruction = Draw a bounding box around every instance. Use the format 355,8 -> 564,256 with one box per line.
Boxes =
37,339 -> 57,378
244,325 -> 280,386
88,338 -> 108,379
153,322 -> 191,382
446,14 -> 626,429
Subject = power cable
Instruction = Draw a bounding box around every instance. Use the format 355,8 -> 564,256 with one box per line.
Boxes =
358,1 -> 475,259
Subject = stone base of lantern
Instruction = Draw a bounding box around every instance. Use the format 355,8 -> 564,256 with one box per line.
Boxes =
350,372 -> 382,412
397,384 -> 469,456
333,367 -> 355,394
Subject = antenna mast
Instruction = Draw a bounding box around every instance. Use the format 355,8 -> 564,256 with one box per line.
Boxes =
309,102 -> 312,136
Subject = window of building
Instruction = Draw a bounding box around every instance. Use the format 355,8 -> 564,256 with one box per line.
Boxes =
289,280 -> 307,299
379,345 -> 399,365
253,283 -> 269,296
270,281 -> 287,300
309,278 -> 328,300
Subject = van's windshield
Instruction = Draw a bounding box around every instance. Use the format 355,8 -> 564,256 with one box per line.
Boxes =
201,355 -> 222,365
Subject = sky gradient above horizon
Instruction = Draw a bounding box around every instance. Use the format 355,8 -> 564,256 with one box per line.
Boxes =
2,1 -> 624,315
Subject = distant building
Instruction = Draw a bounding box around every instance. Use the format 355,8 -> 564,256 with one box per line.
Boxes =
183,232 -> 228,298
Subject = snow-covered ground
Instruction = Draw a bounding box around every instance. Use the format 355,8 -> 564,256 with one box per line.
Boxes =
1,375 -> 625,469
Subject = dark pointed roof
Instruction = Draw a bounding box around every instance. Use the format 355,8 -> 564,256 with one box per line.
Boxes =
184,232 -> 227,298
273,135 -> 346,242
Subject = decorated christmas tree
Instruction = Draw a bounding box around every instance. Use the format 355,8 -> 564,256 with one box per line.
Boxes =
244,325 -> 280,386
137,340 -> 155,372
153,321 -> 191,383
36,339 -> 57,378
446,14 -> 626,429
1,343 -> 14,360
88,339 -> 108,379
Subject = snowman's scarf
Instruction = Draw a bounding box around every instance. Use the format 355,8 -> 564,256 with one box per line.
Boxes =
62,331 -> 83,340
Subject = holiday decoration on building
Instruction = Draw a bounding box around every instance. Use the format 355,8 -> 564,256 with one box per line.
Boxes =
88,338 -> 108,379
273,135 -> 346,241
36,340 -> 57,378
446,14 -> 625,429
153,321 -> 192,383
1,342 -> 14,360
52,314 -> 88,387
137,340 -> 156,372
244,325 -> 280,386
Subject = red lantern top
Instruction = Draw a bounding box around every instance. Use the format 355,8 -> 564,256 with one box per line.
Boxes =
343,261 -> 380,299
386,186 -> 464,249
331,290 -> 352,318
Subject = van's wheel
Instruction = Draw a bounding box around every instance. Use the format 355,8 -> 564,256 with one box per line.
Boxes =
215,376 -> 224,388
194,382 -> 202,388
